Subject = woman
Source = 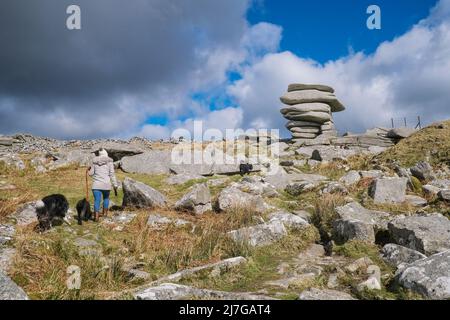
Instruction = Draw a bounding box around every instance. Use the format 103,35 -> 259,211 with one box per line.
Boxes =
87,149 -> 118,221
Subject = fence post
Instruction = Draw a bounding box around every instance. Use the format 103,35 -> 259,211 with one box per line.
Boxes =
391,118 -> 394,128
404,117 -> 407,127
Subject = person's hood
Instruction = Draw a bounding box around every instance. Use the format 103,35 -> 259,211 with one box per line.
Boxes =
93,156 -> 113,166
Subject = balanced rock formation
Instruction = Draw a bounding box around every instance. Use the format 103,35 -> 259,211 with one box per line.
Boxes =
280,84 -> 345,144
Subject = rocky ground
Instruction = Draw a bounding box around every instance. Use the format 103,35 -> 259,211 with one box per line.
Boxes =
0,120 -> 449,300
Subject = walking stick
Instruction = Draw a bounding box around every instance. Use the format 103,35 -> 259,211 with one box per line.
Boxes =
85,167 -> 90,201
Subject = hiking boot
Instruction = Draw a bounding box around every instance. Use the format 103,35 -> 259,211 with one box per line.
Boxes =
102,208 -> 109,217
94,212 -> 100,222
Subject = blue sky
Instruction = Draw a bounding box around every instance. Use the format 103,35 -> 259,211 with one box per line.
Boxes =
1,0 -> 449,139
248,0 -> 439,62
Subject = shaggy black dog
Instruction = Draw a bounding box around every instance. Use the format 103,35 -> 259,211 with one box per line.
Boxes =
35,194 -> 69,231
76,198 -> 93,225
239,163 -> 253,176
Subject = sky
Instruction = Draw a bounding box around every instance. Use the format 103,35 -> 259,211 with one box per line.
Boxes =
0,0 -> 449,140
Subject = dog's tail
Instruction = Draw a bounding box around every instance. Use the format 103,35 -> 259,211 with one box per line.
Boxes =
35,200 -> 45,209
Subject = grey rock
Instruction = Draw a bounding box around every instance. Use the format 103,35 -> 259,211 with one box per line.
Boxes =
91,142 -> 144,161
12,202 -> 38,226
359,170 -> 383,179
0,271 -> 29,300
284,111 -> 332,124
321,182 -> 348,195
125,269 -> 151,281
134,283 -> 274,300
346,257 -> 374,273
216,186 -> 268,213
228,220 -> 287,247
175,183 -> 212,215
281,103 -> 331,114
0,247 -> 16,273
120,151 -> 171,174
73,238 -> 102,257
155,257 -> 247,284
438,189 -> 450,201
298,288 -> 356,300
122,177 -> 166,209
267,211 -> 309,230
265,172 -> 327,190
369,177 -> 407,204
404,195 -> 427,207
357,265 -> 381,292
50,150 -> 92,169
388,214 -> 450,255
339,171 -> 361,186
280,90 -> 345,112
102,212 -> 137,225
422,184 -> 441,196
381,244 -> 426,268
285,181 -> 317,196
394,250 -> 450,299
0,224 -> 15,245
293,210 -> 313,223
333,202 -> 390,244
287,84 -> 335,93
410,161 -> 435,182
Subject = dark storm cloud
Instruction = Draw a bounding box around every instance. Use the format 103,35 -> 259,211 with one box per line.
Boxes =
0,0 -> 250,138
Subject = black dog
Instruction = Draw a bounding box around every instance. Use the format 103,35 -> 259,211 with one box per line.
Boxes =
76,198 -> 93,225
35,194 -> 69,231
239,163 -> 253,176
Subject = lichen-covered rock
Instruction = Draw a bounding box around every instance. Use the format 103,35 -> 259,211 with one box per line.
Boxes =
410,161 -> 435,182
0,271 -> 29,300
339,170 -> 361,186
175,183 -> 212,215
215,186 -> 268,213
369,177 -> 407,204
388,214 -> 450,255
381,244 -> 426,268
267,211 -> 309,230
298,288 -> 356,300
122,177 -> 167,209
395,250 -> 450,299
227,220 -> 287,247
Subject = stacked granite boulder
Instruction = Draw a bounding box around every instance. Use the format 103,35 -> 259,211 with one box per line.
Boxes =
280,84 -> 345,144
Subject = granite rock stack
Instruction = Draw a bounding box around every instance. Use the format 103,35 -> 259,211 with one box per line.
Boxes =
280,84 -> 345,144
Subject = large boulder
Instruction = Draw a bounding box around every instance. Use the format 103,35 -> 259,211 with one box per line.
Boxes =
227,220 -> 287,247
288,84 -> 335,93
0,271 -> 29,300
122,178 -> 167,209
91,142 -> 144,161
280,90 -> 345,112
215,186 -> 268,213
381,244 -> 426,268
339,170 -> 361,186
267,211 -> 310,230
388,214 -> 450,255
174,183 -> 212,215
394,250 -> 450,300
438,189 -> 450,202
120,150 -> 172,174
49,150 -> 92,169
368,177 -> 407,204
0,225 -> 15,245
333,202 -> 390,244
410,161 -> 435,182
11,202 -> 39,226
134,283 -> 273,300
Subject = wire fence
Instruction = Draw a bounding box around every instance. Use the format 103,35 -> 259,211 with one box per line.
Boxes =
389,116 -> 422,129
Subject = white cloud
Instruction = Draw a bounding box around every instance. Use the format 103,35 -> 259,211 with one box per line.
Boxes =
228,0 -> 450,137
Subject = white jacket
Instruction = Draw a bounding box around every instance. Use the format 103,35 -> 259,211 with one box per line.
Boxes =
88,156 -> 118,191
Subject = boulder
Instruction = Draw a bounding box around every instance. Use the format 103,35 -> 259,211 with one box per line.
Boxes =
333,202 -> 390,244
438,189 -> 450,202
368,177 -> 407,204
357,265 -> 381,292
0,153 -> 25,171
0,271 -> 29,300
120,151 -> 171,174
286,120 -> 322,129
228,220 -> 287,247
281,103 -> 331,114
122,177 -> 166,209
288,84 -> 335,93
215,186 -> 268,213
321,182 -> 348,195
410,161 -> 435,182
381,244 -> 426,268
339,171 -> 361,186
146,214 -> 191,230
11,202 -> 38,226
283,111 -> 331,123
134,283 -> 273,300
0,224 -> 15,245
404,195 -> 427,207
50,150 -> 92,169
394,250 -> 450,299
388,214 -> 450,255
0,247 -> 15,273
174,183 -> 212,215
91,142 -> 144,161
280,90 -> 345,112
267,211 -> 309,230
298,288 -> 356,300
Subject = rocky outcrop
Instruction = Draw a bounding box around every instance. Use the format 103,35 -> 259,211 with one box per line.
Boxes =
388,214 -> 450,255
215,186 -> 268,213
122,177 -> 167,209
134,283 -> 274,300
120,151 -> 172,175
91,141 -> 144,161
228,220 -> 287,247
333,202 -> 390,244
394,250 -> 450,299
174,183 -> 212,215
279,84 -> 345,144
368,177 -> 407,204
0,271 -> 29,300
381,244 -> 426,268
